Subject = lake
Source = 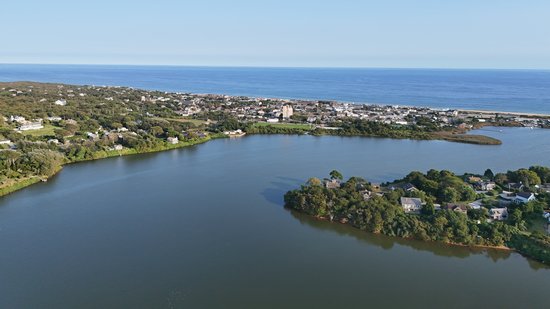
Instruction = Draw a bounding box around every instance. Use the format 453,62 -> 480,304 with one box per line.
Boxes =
1,128 -> 550,308
1,64 -> 550,113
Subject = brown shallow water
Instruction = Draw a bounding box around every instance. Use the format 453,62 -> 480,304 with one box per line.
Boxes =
1,128 -> 549,308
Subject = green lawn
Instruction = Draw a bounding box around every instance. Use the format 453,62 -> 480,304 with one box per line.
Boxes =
21,124 -> 57,137
253,122 -> 312,130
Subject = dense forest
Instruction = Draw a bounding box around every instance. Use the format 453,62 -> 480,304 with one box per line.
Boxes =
284,168 -> 550,264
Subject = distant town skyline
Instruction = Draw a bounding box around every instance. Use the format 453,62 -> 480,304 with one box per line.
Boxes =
1,0 -> 550,69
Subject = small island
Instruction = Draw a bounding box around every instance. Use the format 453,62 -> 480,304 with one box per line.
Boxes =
284,168 -> 550,264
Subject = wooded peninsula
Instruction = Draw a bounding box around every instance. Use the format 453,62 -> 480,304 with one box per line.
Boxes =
284,168 -> 550,264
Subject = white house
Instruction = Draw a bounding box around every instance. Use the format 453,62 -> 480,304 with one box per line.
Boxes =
55,99 -> 67,106
324,179 -> 341,189
400,197 -> 423,213
0,139 -> 12,145
514,192 -> 535,204
18,121 -> 43,131
167,137 -> 179,144
489,207 -> 509,221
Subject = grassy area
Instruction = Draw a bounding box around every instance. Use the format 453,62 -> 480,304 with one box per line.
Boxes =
21,124 -> 58,137
432,132 -> 502,145
0,177 -> 42,197
155,117 -> 208,126
253,122 -> 312,130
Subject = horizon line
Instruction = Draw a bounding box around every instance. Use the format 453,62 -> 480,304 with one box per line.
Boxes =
1,62 -> 550,72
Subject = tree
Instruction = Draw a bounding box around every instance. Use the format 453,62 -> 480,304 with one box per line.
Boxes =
329,170 -> 343,180
460,186 -> 477,201
510,169 -> 541,187
307,177 -> 322,187
421,201 -> 435,216
510,208 -> 523,225
529,166 -> 550,183
151,126 -> 164,137
440,187 -> 459,203
494,173 -> 508,185
484,169 -> 494,180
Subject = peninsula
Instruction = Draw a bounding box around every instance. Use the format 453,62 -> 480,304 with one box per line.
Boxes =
284,168 -> 550,264
1,81 -> 550,196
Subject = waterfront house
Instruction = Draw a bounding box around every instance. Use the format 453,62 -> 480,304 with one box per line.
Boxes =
514,192 -> 535,204
167,137 -> 179,144
400,197 -> 423,213
489,207 -> 509,221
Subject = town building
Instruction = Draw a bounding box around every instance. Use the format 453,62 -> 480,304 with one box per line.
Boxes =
282,105 -> 294,119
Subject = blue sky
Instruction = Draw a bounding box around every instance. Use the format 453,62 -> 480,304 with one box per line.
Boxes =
1,0 -> 549,68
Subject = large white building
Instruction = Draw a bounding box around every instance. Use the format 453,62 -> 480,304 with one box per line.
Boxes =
282,105 -> 293,119
18,121 -> 44,131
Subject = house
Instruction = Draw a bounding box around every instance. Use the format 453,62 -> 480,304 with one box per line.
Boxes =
498,191 -> 515,205
47,116 -> 62,122
468,176 -> 482,183
324,179 -> 341,189
477,181 -> 496,191
266,118 -> 279,123
508,182 -> 524,191
443,203 -> 468,215
54,99 -> 67,106
18,121 -> 44,131
514,192 -> 535,204
0,139 -> 11,145
400,197 -> 423,213
468,200 -> 483,209
390,183 -> 417,192
223,129 -> 246,137
489,207 -> 509,221
360,190 -> 372,201
167,137 -> 179,144
539,184 -> 550,193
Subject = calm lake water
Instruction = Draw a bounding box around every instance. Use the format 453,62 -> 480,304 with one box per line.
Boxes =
1,127 -> 550,308
1,64 -> 550,113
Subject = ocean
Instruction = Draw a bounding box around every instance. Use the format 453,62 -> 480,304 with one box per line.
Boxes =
1,64 -> 549,113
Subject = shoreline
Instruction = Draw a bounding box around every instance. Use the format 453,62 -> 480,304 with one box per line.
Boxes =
0,135 -> 219,197
304,212 -> 513,252
2,81 -> 550,118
